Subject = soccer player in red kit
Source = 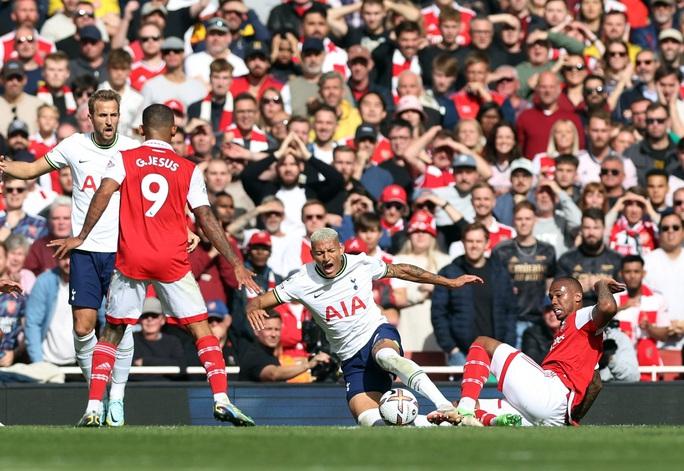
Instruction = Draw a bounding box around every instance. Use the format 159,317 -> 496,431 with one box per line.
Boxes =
53,104 -> 261,427
447,277 -> 624,426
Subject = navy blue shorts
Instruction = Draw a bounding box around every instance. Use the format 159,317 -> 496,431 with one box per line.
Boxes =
341,323 -> 404,402
69,250 -> 115,309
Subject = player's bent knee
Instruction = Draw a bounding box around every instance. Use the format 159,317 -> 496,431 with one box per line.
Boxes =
371,339 -> 400,357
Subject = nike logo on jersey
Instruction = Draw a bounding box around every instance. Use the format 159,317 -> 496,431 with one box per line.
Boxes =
313,292 -> 324,298
78,159 -> 91,163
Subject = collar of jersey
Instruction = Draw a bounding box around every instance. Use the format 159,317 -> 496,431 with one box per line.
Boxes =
315,254 -> 347,279
143,139 -> 174,151
90,132 -> 118,149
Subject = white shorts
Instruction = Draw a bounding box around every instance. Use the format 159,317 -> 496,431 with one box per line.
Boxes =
105,270 -> 208,325
491,343 -> 572,426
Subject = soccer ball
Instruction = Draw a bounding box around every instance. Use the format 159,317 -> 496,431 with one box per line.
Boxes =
378,388 -> 419,425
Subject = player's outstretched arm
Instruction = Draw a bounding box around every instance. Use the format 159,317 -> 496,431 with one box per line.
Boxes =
49,178 -> 121,258
0,155 -> 54,179
591,278 -> 624,329
246,291 -> 281,332
192,205 -> 262,294
384,263 -> 484,289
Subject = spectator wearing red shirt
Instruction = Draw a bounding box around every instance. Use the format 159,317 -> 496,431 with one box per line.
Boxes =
516,71 -> 585,157
450,53 -> 505,120
607,188 -> 659,257
128,22 -> 166,92
230,41 -> 283,101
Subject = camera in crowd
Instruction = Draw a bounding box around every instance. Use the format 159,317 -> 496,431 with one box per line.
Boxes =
301,319 -> 342,383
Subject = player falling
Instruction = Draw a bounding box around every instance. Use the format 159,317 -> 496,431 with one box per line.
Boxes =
247,228 -> 482,426
53,104 -> 260,427
454,277 -> 624,426
0,90 -> 141,426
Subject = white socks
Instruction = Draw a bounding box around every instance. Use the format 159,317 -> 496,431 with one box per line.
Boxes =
109,326 -> 134,401
74,330 -> 97,382
374,348 -> 452,410
356,408 -> 436,427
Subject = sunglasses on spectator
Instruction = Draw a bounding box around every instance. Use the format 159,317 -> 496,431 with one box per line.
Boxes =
383,202 -> 405,210
140,36 -> 161,42
162,49 -> 184,55
600,168 -> 621,176
607,51 -> 627,58
646,118 -> 667,125
76,9 -> 95,18
349,58 -> 369,67
304,214 -> 325,221
264,211 -> 284,218
636,59 -> 653,66
584,86 -> 604,95
16,35 -> 34,44
674,200 -> 684,206
261,96 -> 282,105
5,187 -> 26,194
562,63 -> 585,73
528,40 -> 549,48
5,74 -> 24,82
81,39 -> 99,45
660,224 -> 682,232
415,201 -> 436,211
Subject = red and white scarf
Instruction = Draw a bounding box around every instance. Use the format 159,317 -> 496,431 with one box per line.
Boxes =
226,123 -> 269,152
37,83 -> 76,114
391,49 -> 421,99
200,93 -> 233,133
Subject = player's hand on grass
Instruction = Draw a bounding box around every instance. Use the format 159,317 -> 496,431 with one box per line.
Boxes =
187,230 -> 200,253
0,279 -> 23,297
247,308 -> 268,331
235,264 -> 262,294
449,274 -> 484,288
48,237 -> 84,259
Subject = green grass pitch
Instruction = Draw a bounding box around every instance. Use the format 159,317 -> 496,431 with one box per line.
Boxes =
1,426 -> 683,470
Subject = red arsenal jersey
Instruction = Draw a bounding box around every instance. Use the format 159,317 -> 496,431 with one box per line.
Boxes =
104,140 -> 209,282
542,306 -> 603,409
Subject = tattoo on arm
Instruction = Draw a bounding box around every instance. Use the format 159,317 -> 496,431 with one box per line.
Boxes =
594,282 -> 618,327
572,370 -> 602,423
385,263 -> 449,286
193,205 -> 241,267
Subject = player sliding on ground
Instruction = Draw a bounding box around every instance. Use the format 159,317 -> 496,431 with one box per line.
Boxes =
52,103 -> 260,427
246,227 -> 483,426
454,277 -> 624,426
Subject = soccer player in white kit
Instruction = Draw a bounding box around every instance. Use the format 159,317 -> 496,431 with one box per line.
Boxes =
246,228 -> 483,426
0,90 -> 142,426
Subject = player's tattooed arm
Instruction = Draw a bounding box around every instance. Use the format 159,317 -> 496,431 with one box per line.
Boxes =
591,278 -> 624,329
571,370 -> 602,424
384,263 -> 484,288
49,178 -> 120,258
193,205 -> 262,294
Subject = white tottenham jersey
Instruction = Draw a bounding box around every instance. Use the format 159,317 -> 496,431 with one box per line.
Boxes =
274,253 -> 389,361
45,133 -> 139,252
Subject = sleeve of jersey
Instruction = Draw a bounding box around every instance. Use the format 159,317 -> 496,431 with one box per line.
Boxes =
44,144 -> 68,169
273,273 -> 302,305
103,152 -> 126,184
364,254 -> 388,280
187,166 -> 210,209
575,306 -> 597,332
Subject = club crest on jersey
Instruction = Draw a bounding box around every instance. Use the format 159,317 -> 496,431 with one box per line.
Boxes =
325,296 -> 366,321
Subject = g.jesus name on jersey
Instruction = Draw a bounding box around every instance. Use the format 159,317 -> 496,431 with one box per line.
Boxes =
44,133 -> 140,253
273,253 -> 389,361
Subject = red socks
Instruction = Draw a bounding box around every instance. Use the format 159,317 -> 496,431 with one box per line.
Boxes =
461,343 -> 491,402
196,335 -> 228,395
475,409 -> 496,426
89,341 -> 117,400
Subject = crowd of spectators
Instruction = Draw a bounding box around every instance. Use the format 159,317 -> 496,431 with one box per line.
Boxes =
1,0 -> 684,383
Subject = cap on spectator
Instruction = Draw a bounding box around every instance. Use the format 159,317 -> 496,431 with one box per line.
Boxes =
452,154 -> 477,169
510,158 -> 534,175
245,41 -> 270,60
141,297 -> 163,316
161,37 -> 185,51
2,60 -> 25,79
394,95 -> 426,120
347,45 -> 371,63
164,99 -> 185,116
659,28 -> 683,43
206,17 -> 229,34
207,300 -> 230,320
652,0 -> 675,5
380,184 -> 408,205
344,237 -> 368,255
248,231 -> 272,248
142,2 -> 168,17
407,210 -> 437,237
354,123 -> 377,142
302,37 -> 324,54
7,119 -> 29,137
79,25 -> 102,42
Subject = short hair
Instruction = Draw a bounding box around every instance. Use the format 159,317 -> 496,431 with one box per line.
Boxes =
261,195 -> 284,208
310,228 -> 340,245
49,195 -> 72,217
37,103 -> 59,118
646,168 -> 669,181
44,51 -> 69,65
286,115 -> 310,132
465,52 -> 489,70
432,54 -> 458,77
605,10 -> 627,21
333,145 -> 356,160
626,185 -> 648,199
313,103 -> 338,119
514,200 -> 536,215
318,71 -> 344,88
354,212 -> 381,232
551,276 -> 583,295
471,181 -> 495,195
621,254 -> 645,269
362,0 -> 385,8
302,3 -> 327,20
107,48 -> 132,69
588,110 -> 612,126
234,92 -> 257,107
602,154 -> 624,167
582,208 -> 605,225
395,21 -> 421,37
584,74 -> 605,86
142,103 -> 175,129
210,58 -> 233,76
646,102 -> 669,117
388,118 -> 412,135
463,221 -> 489,240
4,233 -> 29,253
87,89 -> 120,115
301,199 -> 326,219
555,154 -> 579,169
439,6 -> 461,24
655,65 -> 682,83
359,91 -> 387,110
